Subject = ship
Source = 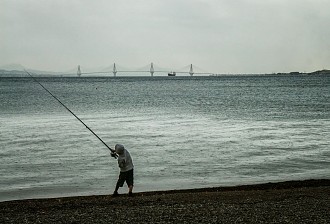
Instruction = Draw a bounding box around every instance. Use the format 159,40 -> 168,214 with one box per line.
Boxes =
168,71 -> 176,76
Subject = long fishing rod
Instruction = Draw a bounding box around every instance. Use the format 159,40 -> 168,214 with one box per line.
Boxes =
25,70 -> 118,159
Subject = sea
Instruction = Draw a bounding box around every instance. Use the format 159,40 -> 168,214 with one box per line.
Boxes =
0,75 -> 329,202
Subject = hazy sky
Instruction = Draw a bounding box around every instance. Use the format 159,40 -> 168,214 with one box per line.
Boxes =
1,0 -> 329,73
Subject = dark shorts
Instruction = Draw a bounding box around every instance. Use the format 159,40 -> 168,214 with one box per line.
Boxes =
117,169 -> 134,187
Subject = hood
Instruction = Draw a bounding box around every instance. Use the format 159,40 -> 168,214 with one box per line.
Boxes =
115,144 -> 125,155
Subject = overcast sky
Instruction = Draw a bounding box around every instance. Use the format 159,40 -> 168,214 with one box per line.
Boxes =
1,0 -> 329,73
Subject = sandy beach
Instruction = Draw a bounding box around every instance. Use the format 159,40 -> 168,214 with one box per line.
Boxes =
1,179 -> 329,223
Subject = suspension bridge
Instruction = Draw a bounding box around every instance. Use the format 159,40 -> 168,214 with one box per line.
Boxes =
77,63 -> 214,77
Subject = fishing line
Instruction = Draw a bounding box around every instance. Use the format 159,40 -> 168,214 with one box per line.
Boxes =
25,70 -> 118,159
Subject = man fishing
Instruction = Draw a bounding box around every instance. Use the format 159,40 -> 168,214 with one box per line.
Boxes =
111,144 -> 134,197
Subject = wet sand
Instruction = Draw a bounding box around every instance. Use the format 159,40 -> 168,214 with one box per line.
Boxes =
1,179 -> 329,223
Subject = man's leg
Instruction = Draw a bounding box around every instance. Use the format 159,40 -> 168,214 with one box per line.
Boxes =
114,182 -> 120,193
127,169 -> 134,196
128,185 -> 133,194
113,172 -> 125,196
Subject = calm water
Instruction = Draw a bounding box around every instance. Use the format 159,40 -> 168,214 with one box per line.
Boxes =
0,75 -> 329,201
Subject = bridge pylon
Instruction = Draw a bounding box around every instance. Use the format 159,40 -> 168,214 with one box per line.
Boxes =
77,65 -> 81,77
189,64 -> 194,76
150,62 -> 154,76
113,63 -> 117,77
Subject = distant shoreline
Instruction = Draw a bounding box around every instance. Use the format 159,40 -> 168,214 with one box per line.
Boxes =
1,69 -> 329,77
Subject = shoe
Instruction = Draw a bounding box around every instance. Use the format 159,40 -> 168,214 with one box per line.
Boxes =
128,192 -> 133,197
112,191 -> 119,197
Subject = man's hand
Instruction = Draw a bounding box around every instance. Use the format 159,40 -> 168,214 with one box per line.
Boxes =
111,152 -> 118,159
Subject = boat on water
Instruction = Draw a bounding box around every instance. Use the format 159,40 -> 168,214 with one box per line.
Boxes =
168,72 -> 176,76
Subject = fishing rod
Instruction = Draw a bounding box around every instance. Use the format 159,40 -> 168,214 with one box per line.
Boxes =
25,70 -> 118,159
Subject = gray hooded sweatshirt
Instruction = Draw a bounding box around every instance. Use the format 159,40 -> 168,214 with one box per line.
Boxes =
115,144 -> 134,172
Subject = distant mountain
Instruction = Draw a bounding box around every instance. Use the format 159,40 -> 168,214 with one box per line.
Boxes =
0,64 -> 79,77
309,69 -> 330,75
0,63 -> 26,71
